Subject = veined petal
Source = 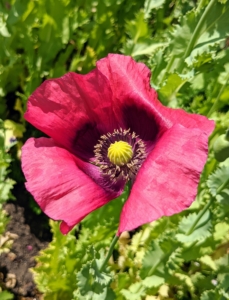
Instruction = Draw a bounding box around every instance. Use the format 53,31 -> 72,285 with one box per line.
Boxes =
97,54 -> 215,140
118,124 -> 210,235
21,137 -> 115,234
24,70 -> 120,160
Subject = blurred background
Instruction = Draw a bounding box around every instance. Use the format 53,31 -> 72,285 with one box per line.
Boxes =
1,0 -> 229,299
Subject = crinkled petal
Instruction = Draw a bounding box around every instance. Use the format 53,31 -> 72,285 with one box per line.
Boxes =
97,54 -> 215,138
21,137 -> 116,234
24,70 -> 120,160
118,124 -> 210,235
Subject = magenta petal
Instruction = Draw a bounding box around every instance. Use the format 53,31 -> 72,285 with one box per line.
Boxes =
118,124 -> 210,235
96,54 -> 159,138
24,70 -> 119,158
21,137 -> 113,234
97,54 -> 215,137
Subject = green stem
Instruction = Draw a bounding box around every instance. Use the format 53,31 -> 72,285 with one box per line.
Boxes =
225,129 -> 229,141
196,0 -> 207,13
187,177 -> 229,236
184,0 -> 216,58
187,197 -> 213,235
178,0 -> 217,71
158,55 -> 175,86
207,74 -> 229,117
217,177 -> 229,194
100,235 -> 119,272
148,253 -> 169,276
99,181 -> 132,272
161,0 -> 217,78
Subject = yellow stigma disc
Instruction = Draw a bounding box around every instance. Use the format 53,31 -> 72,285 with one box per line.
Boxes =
107,141 -> 133,166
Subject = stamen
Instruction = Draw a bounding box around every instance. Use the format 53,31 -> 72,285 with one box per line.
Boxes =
94,128 -> 146,183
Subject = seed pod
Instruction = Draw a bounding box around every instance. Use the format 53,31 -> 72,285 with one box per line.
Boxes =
213,129 -> 229,162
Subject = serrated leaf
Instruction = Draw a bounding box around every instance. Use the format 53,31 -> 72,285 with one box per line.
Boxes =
200,290 -> 217,300
182,238 -> 214,261
0,291 -> 14,300
218,273 -> 229,298
131,42 -> 167,57
32,221 -> 79,297
170,10 -> 197,57
191,272 -> 207,289
144,0 -> 166,18
159,231 -> 179,253
114,272 -> 131,295
142,275 -> 165,288
216,62 -> 229,85
125,11 -> 149,43
200,255 -> 217,271
76,248 -> 115,300
187,2 -> 229,63
170,1 -> 229,64
174,273 -> 195,294
166,248 -> 184,273
123,11 -> 164,57
77,260 -> 110,295
200,274 -> 229,300
214,254 -> 229,272
207,166 -> 229,196
176,210 -> 212,243
121,282 -> 146,300
0,179 -> 16,203
213,222 -> 229,242
158,73 -> 187,106
140,241 -> 166,278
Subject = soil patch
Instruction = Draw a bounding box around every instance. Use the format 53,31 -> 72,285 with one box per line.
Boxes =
0,195 -> 51,299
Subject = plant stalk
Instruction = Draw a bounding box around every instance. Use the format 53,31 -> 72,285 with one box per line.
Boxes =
99,181 -> 132,272
207,74 -> 229,117
187,177 -> 229,235
184,0 -> 216,59
100,235 -> 119,272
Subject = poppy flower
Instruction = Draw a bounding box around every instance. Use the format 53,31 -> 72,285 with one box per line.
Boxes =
21,54 -> 215,235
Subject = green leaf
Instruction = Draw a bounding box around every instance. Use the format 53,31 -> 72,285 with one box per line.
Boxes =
140,241 -> 166,278
213,222 -> 229,242
0,206 -> 9,236
176,210 -> 212,243
218,273 -> 229,298
121,282 -> 146,300
130,41 -> 167,57
158,73 -> 187,106
76,248 -> 115,300
170,1 -> 229,66
187,1 -> 229,65
125,11 -> 149,43
166,248 -> 184,273
0,178 -> 15,203
207,165 -> 229,196
32,221 -> 79,298
144,0 -> 166,18
200,290 -> 217,300
142,275 -> 165,288
0,291 -> 14,300
169,10 -> 197,57
200,255 -> 217,271
62,16 -> 70,44
200,273 -> 229,300
122,11 -> 166,57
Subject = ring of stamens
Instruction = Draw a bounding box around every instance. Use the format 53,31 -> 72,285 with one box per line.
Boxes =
94,128 -> 146,183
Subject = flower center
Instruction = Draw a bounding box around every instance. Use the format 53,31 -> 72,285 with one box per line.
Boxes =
107,141 -> 133,166
94,128 -> 146,184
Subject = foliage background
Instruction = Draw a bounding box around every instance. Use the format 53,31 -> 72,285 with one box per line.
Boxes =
1,0 -> 229,299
